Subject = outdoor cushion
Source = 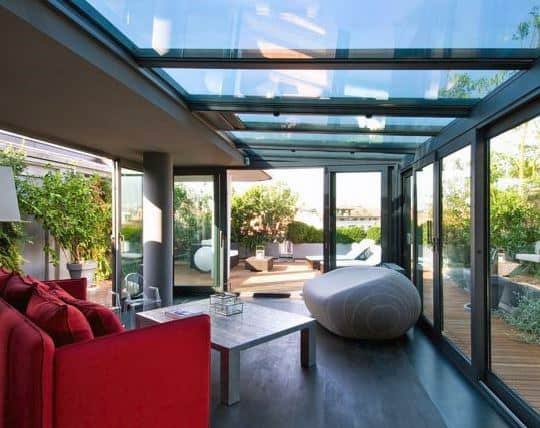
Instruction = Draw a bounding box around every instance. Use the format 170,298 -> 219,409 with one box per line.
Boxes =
48,282 -> 123,337
26,286 -> 94,347
3,274 -> 48,312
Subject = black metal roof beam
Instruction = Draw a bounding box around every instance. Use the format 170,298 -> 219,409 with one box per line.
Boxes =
237,143 -> 417,154
190,97 -> 475,117
136,48 -> 539,70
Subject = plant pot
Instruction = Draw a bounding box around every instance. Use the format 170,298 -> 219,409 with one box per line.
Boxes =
66,260 -> 98,287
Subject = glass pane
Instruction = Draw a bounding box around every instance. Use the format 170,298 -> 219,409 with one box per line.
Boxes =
120,169 -> 143,278
441,146 -> 471,358
81,1 -> 539,51
166,68 -> 514,100
333,172 -> 382,269
237,114 -> 455,132
401,174 -> 413,279
250,149 -> 404,161
231,131 -> 428,145
489,115 -> 540,412
173,175 -> 219,287
416,164 -> 434,322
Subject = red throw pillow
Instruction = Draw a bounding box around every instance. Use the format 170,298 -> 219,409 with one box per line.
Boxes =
26,287 -> 94,347
3,274 -> 48,312
48,282 -> 124,337
0,269 -> 12,296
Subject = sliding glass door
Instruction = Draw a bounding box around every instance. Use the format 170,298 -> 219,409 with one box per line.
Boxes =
326,166 -> 388,271
415,164 -> 435,323
488,115 -> 540,415
173,174 -> 224,290
441,146 -> 472,359
401,171 -> 413,279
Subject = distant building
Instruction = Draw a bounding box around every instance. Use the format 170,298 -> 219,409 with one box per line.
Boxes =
336,207 -> 380,229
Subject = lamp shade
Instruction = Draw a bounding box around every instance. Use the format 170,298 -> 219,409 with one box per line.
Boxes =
0,166 -> 21,221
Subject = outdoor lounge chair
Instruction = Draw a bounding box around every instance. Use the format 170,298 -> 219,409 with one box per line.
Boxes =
305,239 -> 376,270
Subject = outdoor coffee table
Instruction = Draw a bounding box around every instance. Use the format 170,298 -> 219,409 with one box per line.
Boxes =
245,256 -> 275,271
136,300 -> 316,406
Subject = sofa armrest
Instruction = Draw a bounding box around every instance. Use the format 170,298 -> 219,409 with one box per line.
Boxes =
43,278 -> 87,300
53,315 -> 210,428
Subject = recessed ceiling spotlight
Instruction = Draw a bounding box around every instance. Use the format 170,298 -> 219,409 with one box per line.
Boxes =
273,111 -> 280,117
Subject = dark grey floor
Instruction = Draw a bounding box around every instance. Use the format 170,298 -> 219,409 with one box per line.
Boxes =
209,298 -> 510,428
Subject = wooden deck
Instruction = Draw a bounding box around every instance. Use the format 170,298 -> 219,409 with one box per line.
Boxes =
427,277 -> 540,413
230,259 -> 320,296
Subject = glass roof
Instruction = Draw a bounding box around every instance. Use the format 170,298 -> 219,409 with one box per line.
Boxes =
229,131 -> 428,145
165,69 -> 514,100
80,1 -> 539,53
64,1 -> 540,163
236,114 -> 454,133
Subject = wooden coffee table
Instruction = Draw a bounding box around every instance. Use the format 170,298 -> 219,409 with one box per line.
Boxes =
136,300 -> 316,406
245,256 -> 274,272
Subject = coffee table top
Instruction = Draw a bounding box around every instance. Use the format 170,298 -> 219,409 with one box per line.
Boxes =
136,299 -> 315,352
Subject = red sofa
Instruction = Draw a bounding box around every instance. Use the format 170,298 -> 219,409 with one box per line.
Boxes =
0,277 -> 211,428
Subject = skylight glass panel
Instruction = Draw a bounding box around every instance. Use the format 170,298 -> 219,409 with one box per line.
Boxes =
80,1 -> 540,52
236,114 -> 454,131
229,131 -> 428,145
164,69 -> 516,100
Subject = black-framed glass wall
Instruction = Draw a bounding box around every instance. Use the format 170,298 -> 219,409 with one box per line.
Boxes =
410,103 -> 540,426
325,165 -> 395,272
487,114 -> 540,415
172,170 -> 227,293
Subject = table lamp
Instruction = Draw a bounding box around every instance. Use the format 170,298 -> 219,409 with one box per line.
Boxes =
0,166 -> 21,222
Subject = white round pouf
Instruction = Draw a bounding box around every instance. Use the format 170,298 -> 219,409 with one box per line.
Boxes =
193,246 -> 213,273
303,267 -> 420,340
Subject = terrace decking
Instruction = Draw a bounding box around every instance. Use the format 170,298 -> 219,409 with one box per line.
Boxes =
424,277 -> 540,413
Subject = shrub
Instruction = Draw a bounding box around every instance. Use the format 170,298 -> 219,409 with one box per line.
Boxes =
336,226 -> 366,244
287,221 -> 323,244
366,226 -> 381,244
504,294 -> 540,344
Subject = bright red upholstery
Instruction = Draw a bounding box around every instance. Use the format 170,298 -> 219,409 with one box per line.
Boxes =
43,278 -> 87,300
3,274 -> 48,312
48,282 -> 123,337
0,298 -> 54,428
0,276 -> 211,428
26,287 -> 94,347
54,315 -> 211,428
0,270 -> 11,295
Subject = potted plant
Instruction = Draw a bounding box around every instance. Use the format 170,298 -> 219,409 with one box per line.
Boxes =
26,170 -> 110,285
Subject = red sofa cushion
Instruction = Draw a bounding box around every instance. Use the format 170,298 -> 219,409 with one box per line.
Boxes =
0,298 -> 54,428
0,269 -> 11,296
26,287 -> 94,347
48,282 -> 123,337
3,274 -> 48,313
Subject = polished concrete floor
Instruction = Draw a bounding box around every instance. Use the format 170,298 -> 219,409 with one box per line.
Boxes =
210,298 -> 511,428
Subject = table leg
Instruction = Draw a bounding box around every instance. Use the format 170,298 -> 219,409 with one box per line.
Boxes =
220,349 -> 240,406
301,324 -> 316,368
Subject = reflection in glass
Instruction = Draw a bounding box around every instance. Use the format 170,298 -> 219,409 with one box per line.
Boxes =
333,172 -> 382,268
441,146 -> 471,358
489,116 -> 540,412
230,131 -> 428,146
237,114 -> 455,132
83,0 -> 539,51
416,164 -> 434,322
173,176 -> 218,287
120,169 -> 143,279
401,174 -> 413,279
166,68 -> 512,100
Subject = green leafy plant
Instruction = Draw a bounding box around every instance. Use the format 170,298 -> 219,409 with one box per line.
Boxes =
231,183 -> 298,250
365,226 -> 381,244
24,170 -> 112,278
0,146 -> 30,271
287,221 -> 323,244
504,294 -> 540,344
